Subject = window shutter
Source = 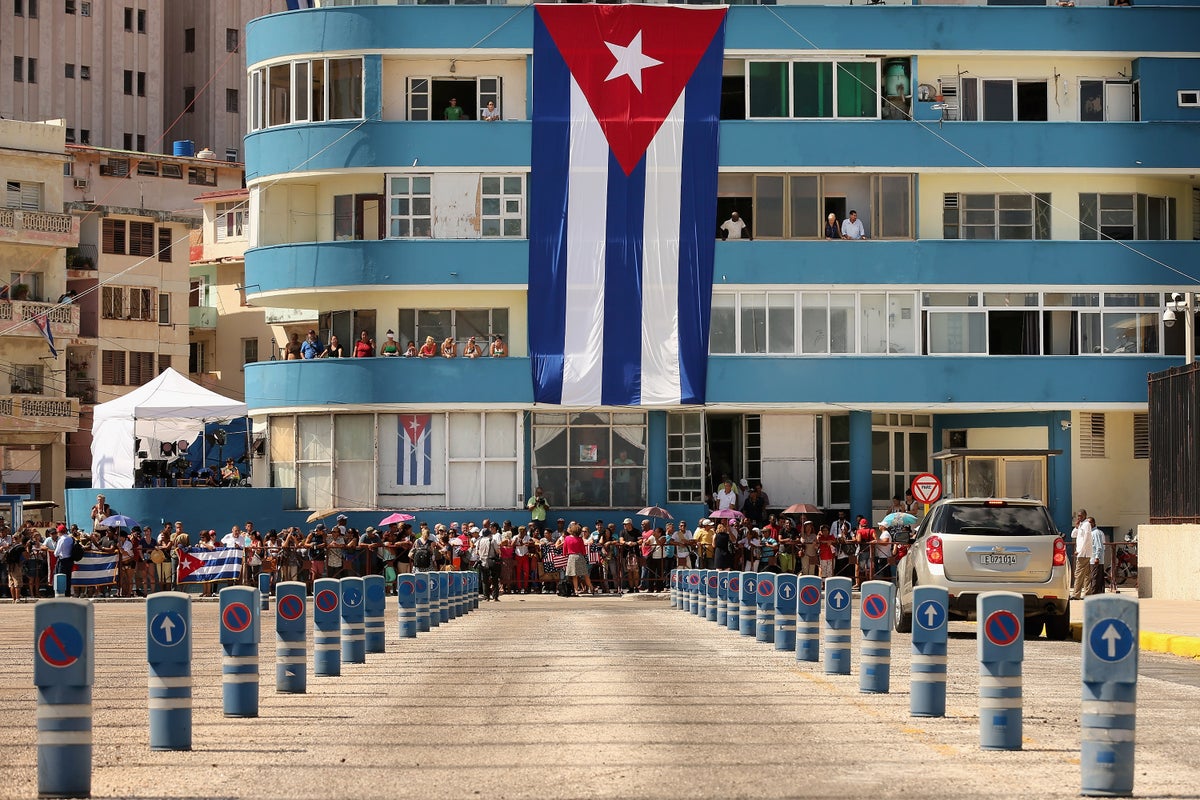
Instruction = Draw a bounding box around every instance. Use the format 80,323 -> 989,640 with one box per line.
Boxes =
1079,412 -> 1106,459
102,219 -> 126,254
157,227 -> 172,262
101,350 -> 126,385
129,221 -> 155,256
158,354 -> 172,374
1133,413 -> 1149,459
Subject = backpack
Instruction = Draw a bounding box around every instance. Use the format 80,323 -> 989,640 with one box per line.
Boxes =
557,578 -> 575,597
4,543 -> 22,565
413,539 -> 432,570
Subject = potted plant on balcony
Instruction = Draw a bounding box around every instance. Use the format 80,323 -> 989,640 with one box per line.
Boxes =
10,283 -> 30,301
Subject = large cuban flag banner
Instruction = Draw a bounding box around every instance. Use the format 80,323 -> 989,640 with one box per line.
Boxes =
529,5 -> 727,407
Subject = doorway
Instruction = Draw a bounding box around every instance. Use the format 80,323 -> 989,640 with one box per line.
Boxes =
824,197 -> 847,228
431,79 -> 479,121
355,194 -> 383,241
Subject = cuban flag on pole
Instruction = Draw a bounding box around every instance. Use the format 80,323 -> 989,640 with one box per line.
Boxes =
397,414 -> 433,486
529,5 -> 726,407
176,547 -> 244,584
72,552 -> 118,587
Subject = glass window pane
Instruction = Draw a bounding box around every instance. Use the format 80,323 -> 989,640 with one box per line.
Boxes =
836,62 -> 877,118
767,293 -> 795,354
449,413 -> 481,459
1080,312 -> 1102,353
830,294 -> 855,353
269,416 -> 295,463
268,64 -> 291,126
740,293 -> 767,354
710,294 -> 736,353
860,293 -> 886,353
298,463 -> 332,509
448,463 -> 482,508
503,176 -> 522,194
298,415 -> 332,461
793,61 -> 833,118
880,176 -> 910,238
871,430 -> 889,471
1080,80 -> 1104,122
334,460 -> 373,508
328,58 -> 362,120
456,309 -> 489,343
293,61 -> 309,121
482,219 -> 501,237
748,62 -> 789,118
909,432 -> 929,472
481,176 -> 501,194
928,312 -> 986,354
484,462 -> 516,508
311,59 -> 324,122
755,175 -> 784,238
789,175 -> 819,237
888,292 -> 917,354
983,80 -> 1014,121
485,412 -> 517,457
334,414 -> 373,460
801,293 -> 829,354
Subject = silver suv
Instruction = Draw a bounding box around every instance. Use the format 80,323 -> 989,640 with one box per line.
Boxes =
893,498 -> 1072,640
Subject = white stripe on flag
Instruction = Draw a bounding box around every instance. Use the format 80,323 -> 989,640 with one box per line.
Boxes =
641,88 -> 686,406
73,553 -> 118,586
560,77 -> 609,407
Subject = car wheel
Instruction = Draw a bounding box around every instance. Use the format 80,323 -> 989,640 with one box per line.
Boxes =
894,588 -> 912,634
1024,615 -> 1045,640
1044,606 -> 1071,641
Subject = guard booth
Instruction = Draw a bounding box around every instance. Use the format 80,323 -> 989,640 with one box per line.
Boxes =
934,449 -> 1060,503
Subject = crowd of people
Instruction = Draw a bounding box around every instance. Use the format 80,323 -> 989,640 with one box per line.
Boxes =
284,330 -> 508,360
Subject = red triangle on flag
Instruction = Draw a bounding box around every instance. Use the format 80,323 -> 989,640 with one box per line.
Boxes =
176,550 -> 203,581
538,5 -> 726,176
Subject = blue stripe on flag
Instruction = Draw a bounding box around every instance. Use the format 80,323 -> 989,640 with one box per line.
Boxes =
409,430 -> 417,483
677,27 -> 725,405
422,425 -> 432,485
528,14 -> 571,405
601,153 -> 646,407
72,553 -> 118,586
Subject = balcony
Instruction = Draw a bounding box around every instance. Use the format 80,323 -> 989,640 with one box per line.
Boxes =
66,244 -> 98,272
0,395 -> 80,434
190,305 -> 218,329
0,208 -> 79,248
263,307 -> 318,325
66,377 -> 97,405
0,300 -> 81,338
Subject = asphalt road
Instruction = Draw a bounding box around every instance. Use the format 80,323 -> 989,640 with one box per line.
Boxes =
1,594 -> 1199,800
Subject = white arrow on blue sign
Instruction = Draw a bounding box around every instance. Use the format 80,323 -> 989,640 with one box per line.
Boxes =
780,584 -> 794,600
829,589 -> 849,610
1089,618 -> 1135,662
150,611 -> 187,647
916,600 -> 946,631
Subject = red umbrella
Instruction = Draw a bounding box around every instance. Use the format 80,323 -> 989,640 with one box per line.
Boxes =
379,512 -> 415,526
709,508 -> 744,520
636,506 -> 673,520
782,503 -> 822,515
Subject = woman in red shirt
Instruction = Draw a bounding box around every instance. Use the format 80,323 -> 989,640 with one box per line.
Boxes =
418,336 -> 438,358
353,330 -> 375,358
562,523 -> 594,596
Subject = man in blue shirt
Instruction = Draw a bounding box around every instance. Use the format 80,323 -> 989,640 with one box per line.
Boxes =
301,330 -> 325,359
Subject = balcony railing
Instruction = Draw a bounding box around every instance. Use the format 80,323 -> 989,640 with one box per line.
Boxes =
0,394 -> 80,432
0,300 -> 81,338
0,208 -> 79,247
190,305 -> 218,329
66,244 -> 98,271
66,378 -> 97,405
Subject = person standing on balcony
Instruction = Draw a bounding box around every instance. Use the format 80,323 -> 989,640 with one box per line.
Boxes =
444,97 -> 464,121
419,336 -> 438,358
841,210 -> 867,240
353,330 -> 375,358
481,101 -> 500,122
462,336 -> 483,358
379,331 -> 400,356
323,334 -> 345,358
720,211 -> 749,240
441,337 -> 458,358
284,333 -> 303,359
489,334 -> 507,357
824,213 -> 841,240
301,330 -> 324,359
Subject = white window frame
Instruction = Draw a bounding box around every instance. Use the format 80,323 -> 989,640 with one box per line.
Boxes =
386,174 -> 432,239
667,411 -> 705,504
480,174 -> 525,238
1179,90 -> 1200,108
445,412 -> 521,509
215,201 -> 247,241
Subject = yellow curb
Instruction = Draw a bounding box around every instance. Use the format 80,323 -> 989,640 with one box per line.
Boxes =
1069,623 -> 1200,660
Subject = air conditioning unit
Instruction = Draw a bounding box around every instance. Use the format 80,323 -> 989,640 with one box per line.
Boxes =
73,178 -> 89,191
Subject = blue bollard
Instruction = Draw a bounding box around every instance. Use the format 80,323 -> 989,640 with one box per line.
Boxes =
312,578 -> 342,677
775,573 -> 797,652
717,572 -> 730,628
219,585 -> 260,718
429,572 -> 443,628
456,571 -> 468,617
977,591 -> 1024,750
705,570 -> 719,622
146,592 -> 192,750
34,599 -> 93,798
54,572 -> 67,597
755,572 -> 776,644
447,572 -> 460,620
397,574 -> 418,638
363,575 -> 386,654
726,572 -> 740,632
687,570 -> 700,615
340,576 -> 366,664
859,580 -> 894,694
910,585 -> 949,717
258,572 -> 271,610
823,576 -> 852,675
697,569 -> 710,619
275,582 -> 307,694
414,572 -> 431,633
795,575 -> 822,663
436,572 -> 450,625
669,569 -> 678,608
1081,594 -> 1139,797
739,572 -> 757,636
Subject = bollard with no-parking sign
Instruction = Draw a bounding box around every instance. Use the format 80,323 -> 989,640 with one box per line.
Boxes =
823,576 -> 852,675
219,585 -> 260,718
859,581 -> 894,694
437,572 -> 451,625
1081,594 -> 1139,797
447,572 -> 460,620
670,569 -> 678,608
717,571 -> 730,628
910,585 -> 949,717
34,598 -> 93,798
275,582 -> 307,694
340,576 -> 366,664
775,574 -> 797,652
146,592 -> 192,750
726,572 -> 740,632
363,574 -> 386,654
977,591 -> 1024,750
397,574 -> 418,638
755,572 -> 776,644
258,572 -> 271,610
697,569 -> 709,619
705,570 -> 719,623
687,570 -> 700,615
313,577 -> 341,677
739,572 -> 757,636
796,575 -> 821,663
429,572 -> 443,627
414,572 -> 431,633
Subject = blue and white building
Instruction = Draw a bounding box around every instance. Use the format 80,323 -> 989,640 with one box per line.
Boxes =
223,0 -> 1200,535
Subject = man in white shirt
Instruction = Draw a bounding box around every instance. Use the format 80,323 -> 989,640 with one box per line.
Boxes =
841,210 -> 867,240
1088,517 -> 1106,596
713,478 -> 738,511
720,211 -> 749,240
1070,510 -> 1093,600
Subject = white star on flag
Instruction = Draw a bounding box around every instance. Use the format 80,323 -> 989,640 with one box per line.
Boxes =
603,31 -> 663,93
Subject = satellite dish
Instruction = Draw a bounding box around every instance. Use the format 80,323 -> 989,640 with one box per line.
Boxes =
917,83 -> 936,102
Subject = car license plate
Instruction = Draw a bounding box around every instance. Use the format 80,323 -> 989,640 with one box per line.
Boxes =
980,554 -> 1018,566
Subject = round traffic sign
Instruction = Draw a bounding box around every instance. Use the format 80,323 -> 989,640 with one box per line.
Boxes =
414,577 -> 428,593
342,587 -> 362,608
278,595 -> 305,621
863,593 -> 888,620
222,602 -> 253,633
911,472 -> 942,505
728,576 -> 740,593
743,579 -> 757,597
367,583 -> 385,603
778,583 -> 795,600
984,609 -> 1021,647
37,623 -> 83,668
689,574 -> 700,586
398,580 -> 414,597
1089,617 -> 1134,662
706,575 -> 718,589
828,588 -> 850,611
799,585 -> 821,606
758,581 -> 774,598
314,589 -> 339,613
149,611 -> 187,647
915,600 -> 946,631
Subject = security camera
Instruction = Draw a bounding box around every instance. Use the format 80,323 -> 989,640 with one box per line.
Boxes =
1164,308 -> 1176,327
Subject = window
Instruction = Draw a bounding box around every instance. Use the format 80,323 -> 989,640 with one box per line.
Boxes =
251,57 -> 363,130
183,86 -> 195,113
404,75 -> 502,121
532,411 -> 646,509
27,0 -> 35,17
667,412 -> 704,504
746,59 -> 879,119
129,351 -> 154,385
183,28 -> 195,51
1180,90 -> 1200,108
268,64 -> 291,126
13,57 -> 24,83
123,6 -> 131,31
711,291 -> 915,356
187,167 -> 216,186
80,66 -> 89,80
137,72 -> 145,97
14,0 -> 22,14
65,63 -> 74,78
65,0 -> 73,11
123,134 -> 133,151
226,28 -> 238,53
136,8 -> 144,33
80,129 -> 89,144
100,157 -> 129,177
924,292 -> 986,355
157,227 -> 172,263
242,338 -> 258,366
26,57 -> 36,84
189,277 -> 208,308
718,172 -> 912,240
480,175 -> 524,238
1133,412 -> 1149,459
225,148 -> 238,163
124,70 -> 133,95
1080,80 -> 1134,122
157,354 -> 171,374
943,193 -> 1051,240
5,180 -> 42,210
188,341 -> 206,374
1079,413 -> 1106,458
136,134 -> 144,152
825,414 -> 851,506
158,292 -> 170,324
101,350 -> 126,386
385,177 -> 431,238
65,128 -> 75,143
128,221 -> 155,256
160,163 -> 181,179
397,307 -> 509,351
10,364 -> 44,395
101,219 -> 127,255
128,288 -> 153,320
226,88 -> 238,114
1079,193 -> 1176,241
445,412 -> 519,508
80,1 -> 88,15
943,77 -> 1047,121
215,201 -> 246,241
870,414 -> 932,508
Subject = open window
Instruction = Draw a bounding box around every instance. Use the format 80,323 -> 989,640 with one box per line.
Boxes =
408,76 -> 501,121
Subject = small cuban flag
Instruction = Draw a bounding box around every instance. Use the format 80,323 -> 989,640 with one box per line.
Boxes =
32,314 -> 57,358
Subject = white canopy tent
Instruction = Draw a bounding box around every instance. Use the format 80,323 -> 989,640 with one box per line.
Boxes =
91,368 -> 248,489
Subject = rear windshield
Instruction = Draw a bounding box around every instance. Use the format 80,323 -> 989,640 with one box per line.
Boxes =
937,504 -> 1056,537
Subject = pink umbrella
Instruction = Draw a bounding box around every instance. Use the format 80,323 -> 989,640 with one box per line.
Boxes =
379,512 -> 415,526
709,508 -> 744,520
636,506 -> 674,520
